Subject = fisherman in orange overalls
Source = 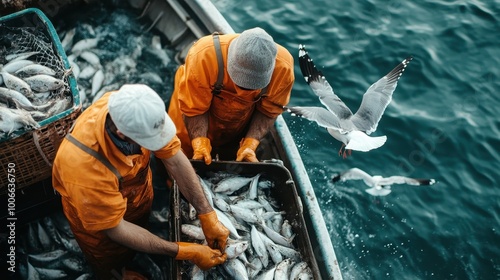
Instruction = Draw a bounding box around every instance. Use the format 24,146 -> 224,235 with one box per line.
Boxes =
168,27 -> 294,164
52,84 -> 229,279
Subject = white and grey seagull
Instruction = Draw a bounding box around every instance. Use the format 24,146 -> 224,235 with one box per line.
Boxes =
286,45 -> 412,158
332,167 -> 436,196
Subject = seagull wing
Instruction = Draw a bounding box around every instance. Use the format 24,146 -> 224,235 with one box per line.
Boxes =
299,45 -> 353,120
338,168 -> 375,186
379,176 -> 435,186
351,56 -> 413,134
285,106 -> 344,131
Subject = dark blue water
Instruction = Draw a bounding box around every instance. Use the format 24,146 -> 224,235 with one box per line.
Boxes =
214,1 -> 500,279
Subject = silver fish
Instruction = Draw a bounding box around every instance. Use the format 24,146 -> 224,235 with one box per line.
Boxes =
234,199 -> 264,210
188,203 -> 197,221
24,74 -> 64,92
297,267 -> 313,280
214,174 -> 259,194
256,230 -> 283,265
33,267 -> 68,279
12,98 -> 55,113
150,210 -> 169,223
214,193 -> 231,212
222,258 -> 249,280
91,69 -> 104,96
37,222 -> 52,250
181,224 -> 205,241
60,28 -> 76,52
273,243 -> 302,261
225,239 -> 249,259
71,38 -> 99,54
215,208 -> 241,239
79,51 -> 101,67
258,195 -> 276,212
250,225 -> 269,267
16,64 -> 56,76
274,258 -> 294,280
5,51 -> 39,62
62,257 -> 84,272
92,83 -> 119,104
0,71 -> 33,96
230,205 -> 261,224
1,59 -> 35,73
0,107 -> 40,135
247,173 -> 262,199
27,261 -> 41,280
272,212 -> 284,232
28,249 -> 67,264
70,61 -> 81,79
191,264 -> 205,280
247,256 -> 263,278
289,261 -> 309,280
281,219 -> 294,239
261,211 -> 286,221
46,97 -> 72,117
199,176 -> 214,208
78,65 -> 97,80
0,87 -> 34,108
42,216 -> 62,246
60,235 -> 82,255
254,265 -> 276,280
74,273 -> 92,280
260,221 -> 294,248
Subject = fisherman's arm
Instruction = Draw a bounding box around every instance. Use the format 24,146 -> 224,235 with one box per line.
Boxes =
236,110 -> 276,162
104,219 -> 178,256
103,219 -> 226,270
184,112 -> 212,164
161,151 -> 229,250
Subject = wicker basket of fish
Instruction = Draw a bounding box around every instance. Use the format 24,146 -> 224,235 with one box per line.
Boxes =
171,160 -> 322,279
0,8 -> 81,193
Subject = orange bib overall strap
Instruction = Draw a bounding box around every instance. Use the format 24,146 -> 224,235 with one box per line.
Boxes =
65,133 -> 123,186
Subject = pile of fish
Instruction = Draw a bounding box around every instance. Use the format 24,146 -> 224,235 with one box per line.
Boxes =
178,171 -> 314,279
0,43 -> 72,138
10,206 -> 176,279
14,212 -> 92,279
53,4 -> 177,111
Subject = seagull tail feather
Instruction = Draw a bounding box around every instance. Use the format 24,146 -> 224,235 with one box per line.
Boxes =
345,133 -> 387,152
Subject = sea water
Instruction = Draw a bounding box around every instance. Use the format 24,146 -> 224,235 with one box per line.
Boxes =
214,1 -> 500,279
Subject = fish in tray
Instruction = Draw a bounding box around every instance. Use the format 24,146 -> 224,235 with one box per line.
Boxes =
179,171 -> 313,279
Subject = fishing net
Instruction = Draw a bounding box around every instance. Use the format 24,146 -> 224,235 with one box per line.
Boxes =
0,25 -> 71,96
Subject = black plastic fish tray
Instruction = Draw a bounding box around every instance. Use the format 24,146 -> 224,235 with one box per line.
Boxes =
169,160 -> 322,279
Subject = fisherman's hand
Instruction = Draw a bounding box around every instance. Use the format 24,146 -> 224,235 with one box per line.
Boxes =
192,137 -> 212,165
236,138 -> 260,162
175,242 -> 227,270
198,211 -> 230,251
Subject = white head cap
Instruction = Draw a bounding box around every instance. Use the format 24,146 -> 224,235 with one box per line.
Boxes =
108,84 -> 176,151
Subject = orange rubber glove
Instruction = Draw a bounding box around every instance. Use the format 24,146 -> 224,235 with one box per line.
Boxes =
198,211 -> 230,252
175,242 -> 227,270
191,137 -> 212,165
236,138 -> 260,162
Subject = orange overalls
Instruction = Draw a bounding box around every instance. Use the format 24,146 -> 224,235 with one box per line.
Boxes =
52,92 -> 180,279
168,33 -> 294,159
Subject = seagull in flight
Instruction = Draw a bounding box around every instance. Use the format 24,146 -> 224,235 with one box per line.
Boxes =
332,167 -> 436,196
286,45 -> 412,158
